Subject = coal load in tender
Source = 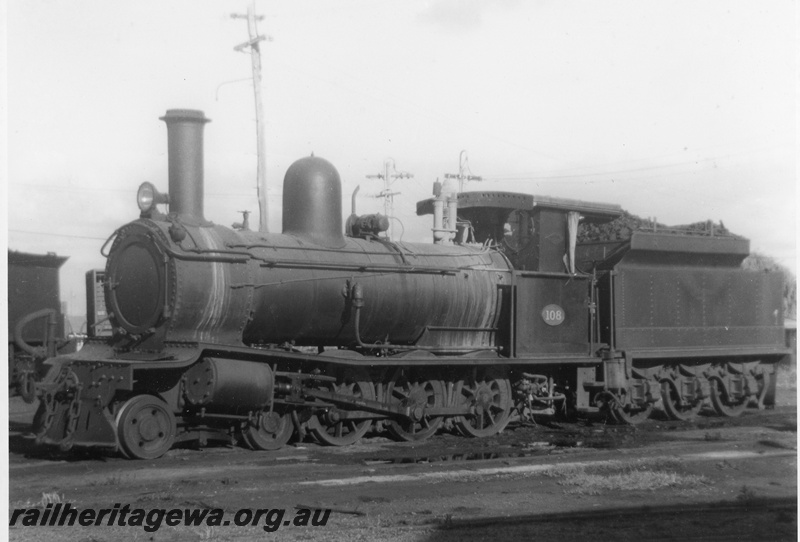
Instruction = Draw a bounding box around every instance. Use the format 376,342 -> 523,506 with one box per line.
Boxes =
577,210 -> 736,243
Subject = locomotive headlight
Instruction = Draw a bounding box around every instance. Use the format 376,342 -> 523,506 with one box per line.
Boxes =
137,182 -> 169,213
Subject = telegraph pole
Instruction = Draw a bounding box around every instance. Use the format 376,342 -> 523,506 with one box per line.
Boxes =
367,159 -> 413,240
232,1 -> 272,232
444,150 -> 482,192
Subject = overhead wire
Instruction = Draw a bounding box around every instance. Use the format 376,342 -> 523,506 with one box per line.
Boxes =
482,143 -> 790,182
10,229 -> 108,241
268,57 -> 563,163
9,182 -> 266,199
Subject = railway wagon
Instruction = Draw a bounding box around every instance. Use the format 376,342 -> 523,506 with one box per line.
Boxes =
8,250 -> 75,399
31,109 -> 789,458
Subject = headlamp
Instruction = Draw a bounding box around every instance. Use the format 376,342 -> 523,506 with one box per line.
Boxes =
137,182 -> 169,213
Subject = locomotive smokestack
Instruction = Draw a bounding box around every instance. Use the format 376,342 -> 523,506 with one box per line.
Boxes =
160,109 -> 210,223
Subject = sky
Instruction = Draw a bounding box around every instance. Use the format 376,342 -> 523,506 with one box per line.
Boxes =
3,0 -> 797,324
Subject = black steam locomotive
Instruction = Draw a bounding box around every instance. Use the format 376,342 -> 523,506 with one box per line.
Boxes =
32,110 -> 789,458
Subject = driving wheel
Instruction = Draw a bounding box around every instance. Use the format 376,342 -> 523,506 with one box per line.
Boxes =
308,373 -> 374,446
386,378 -> 446,442
454,370 -> 513,438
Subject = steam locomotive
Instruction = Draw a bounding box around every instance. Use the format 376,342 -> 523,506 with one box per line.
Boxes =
32,110 -> 789,459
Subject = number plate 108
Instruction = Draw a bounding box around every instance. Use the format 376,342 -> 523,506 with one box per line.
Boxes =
541,304 -> 565,326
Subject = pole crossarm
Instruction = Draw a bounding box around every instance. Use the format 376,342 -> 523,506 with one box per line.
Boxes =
445,150 -> 482,192
234,35 -> 270,52
366,159 -> 413,240
231,13 -> 264,21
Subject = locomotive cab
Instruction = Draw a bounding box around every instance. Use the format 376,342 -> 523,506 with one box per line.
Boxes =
417,192 -> 622,273
418,192 -> 622,358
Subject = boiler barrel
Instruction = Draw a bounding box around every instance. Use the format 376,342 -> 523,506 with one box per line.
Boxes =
106,221 -> 512,349
239,233 -> 512,349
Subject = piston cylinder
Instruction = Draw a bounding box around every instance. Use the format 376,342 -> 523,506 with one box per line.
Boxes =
183,358 -> 273,412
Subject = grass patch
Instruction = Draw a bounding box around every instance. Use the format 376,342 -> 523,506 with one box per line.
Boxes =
431,457 -> 711,495
540,457 -> 682,478
559,469 -> 709,495
39,492 -> 65,506
736,485 -> 758,502
89,474 -> 128,486
11,492 -> 67,509
540,458 -> 710,495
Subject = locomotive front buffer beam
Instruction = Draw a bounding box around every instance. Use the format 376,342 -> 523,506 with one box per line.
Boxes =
34,359 -> 134,452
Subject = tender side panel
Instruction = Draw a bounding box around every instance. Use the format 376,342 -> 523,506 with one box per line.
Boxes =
592,232 -> 786,357
613,266 -> 785,352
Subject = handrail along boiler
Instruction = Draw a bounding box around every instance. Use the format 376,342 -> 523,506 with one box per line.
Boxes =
33,110 -> 789,458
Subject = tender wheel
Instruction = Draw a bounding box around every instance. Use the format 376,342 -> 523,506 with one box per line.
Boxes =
454,370 -> 513,438
308,373 -> 374,446
660,380 -> 703,421
604,386 -> 653,425
242,410 -> 294,451
709,379 -> 749,417
610,399 -> 653,425
116,395 -> 176,459
386,378 -> 446,442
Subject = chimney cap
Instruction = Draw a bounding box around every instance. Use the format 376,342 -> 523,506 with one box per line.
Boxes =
160,109 -> 210,123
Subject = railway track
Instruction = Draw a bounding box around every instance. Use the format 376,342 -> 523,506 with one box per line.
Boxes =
8,394 -> 796,541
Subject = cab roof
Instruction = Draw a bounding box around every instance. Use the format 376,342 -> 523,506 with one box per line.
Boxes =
416,191 -> 622,224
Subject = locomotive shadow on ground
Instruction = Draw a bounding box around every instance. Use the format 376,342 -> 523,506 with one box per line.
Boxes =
763,422 -> 799,433
420,496 -> 798,542
8,419 -> 237,462
8,420 -> 115,462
